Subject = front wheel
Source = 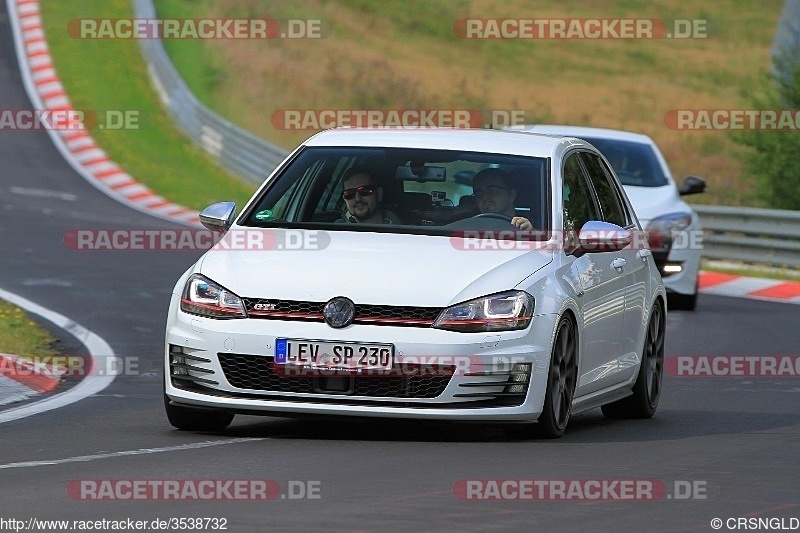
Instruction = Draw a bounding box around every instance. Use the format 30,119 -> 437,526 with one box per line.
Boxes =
164,394 -> 234,431
602,300 -> 665,419
535,316 -> 578,438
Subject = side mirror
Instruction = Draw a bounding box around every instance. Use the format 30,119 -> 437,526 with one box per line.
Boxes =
679,175 -> 706,196
569,221 -> 632,256
199,202 -> 237,232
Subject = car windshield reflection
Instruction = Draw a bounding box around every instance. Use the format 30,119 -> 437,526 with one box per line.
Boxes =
240,147 -> 550,239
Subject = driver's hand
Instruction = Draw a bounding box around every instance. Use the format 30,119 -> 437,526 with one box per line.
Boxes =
511,216 -> 532,230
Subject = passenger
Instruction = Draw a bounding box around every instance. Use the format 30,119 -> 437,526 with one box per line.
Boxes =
472,168 -> 532,230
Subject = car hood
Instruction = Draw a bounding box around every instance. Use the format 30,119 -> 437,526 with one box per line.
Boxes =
622,185 -> 692,226
196,229 -> 553,307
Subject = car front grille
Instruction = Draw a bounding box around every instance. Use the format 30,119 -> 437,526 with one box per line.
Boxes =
241,298 -> 441,327
217,353 -> 453,399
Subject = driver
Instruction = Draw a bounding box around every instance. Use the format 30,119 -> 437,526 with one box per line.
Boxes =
339,166 -> 400,224
472,168 -> 532,230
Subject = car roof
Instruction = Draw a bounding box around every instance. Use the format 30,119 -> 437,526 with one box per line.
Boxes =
303,127 -> 593,158
515,124 -> 655,145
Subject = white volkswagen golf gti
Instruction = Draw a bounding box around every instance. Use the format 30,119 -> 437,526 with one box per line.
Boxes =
164,128 -> 666,438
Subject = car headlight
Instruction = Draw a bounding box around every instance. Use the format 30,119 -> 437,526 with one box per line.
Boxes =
180,274 -> 246,319
433,291 -> 534,332
647,212 -> 692,236
646,212 -> 692,251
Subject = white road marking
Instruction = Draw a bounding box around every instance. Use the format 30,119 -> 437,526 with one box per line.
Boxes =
8,186 -> 78,201
21,278 -> 73,287
0,287 -> 117,424
0,438 -> 265,469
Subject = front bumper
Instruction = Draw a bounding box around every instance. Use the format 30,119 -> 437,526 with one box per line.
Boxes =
164,294 -> 558,422
660,229 -> 702,295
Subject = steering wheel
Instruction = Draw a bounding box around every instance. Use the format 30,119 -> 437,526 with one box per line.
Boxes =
471,213 -> 514,222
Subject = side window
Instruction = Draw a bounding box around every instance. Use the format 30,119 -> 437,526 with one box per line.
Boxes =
579,152 -> 629,227
597,156 -> 635,226
562,154 -> 598,232
315,159 -> 353,213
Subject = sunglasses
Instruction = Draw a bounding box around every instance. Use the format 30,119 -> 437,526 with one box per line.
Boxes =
342,185 -> 376,200
473,185 -> 508,198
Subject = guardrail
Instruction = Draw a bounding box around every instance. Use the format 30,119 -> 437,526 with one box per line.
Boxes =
131,0 -> 289,185
693,205 -> 800,268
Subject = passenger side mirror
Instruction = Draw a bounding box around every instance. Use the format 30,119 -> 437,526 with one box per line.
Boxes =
199,202 -> 237,232
569,221 -> 632,257
679,176 -> 706,196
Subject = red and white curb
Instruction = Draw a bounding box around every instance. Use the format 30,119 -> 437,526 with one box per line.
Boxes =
7,0 -> 201,227
0,287 -> 118,423
698,271 -> 800,304
0,353 -> 64,406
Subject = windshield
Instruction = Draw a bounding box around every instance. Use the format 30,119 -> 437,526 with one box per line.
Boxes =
241,147 -> 550,238
580,138 -> 668,187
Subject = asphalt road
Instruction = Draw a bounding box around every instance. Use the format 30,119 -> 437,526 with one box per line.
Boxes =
1,6 -> 799,532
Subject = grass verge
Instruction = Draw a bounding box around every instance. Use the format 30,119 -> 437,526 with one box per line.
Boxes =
39,0 -> 256,211
0,300 -> 58,358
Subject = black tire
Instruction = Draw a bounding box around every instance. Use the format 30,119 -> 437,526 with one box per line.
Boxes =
602,301 -> 665,419
164,394 -> 234,432
668,290 -> 697,311
535,316 -> 578,438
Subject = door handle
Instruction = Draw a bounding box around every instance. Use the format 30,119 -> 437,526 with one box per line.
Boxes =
611,257 -> 627,270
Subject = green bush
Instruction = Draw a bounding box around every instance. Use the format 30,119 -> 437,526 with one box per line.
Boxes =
735,52 -> 800,210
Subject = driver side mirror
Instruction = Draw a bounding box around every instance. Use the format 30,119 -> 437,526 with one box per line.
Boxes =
199,202 -> 237,232
679,175 -> 706,196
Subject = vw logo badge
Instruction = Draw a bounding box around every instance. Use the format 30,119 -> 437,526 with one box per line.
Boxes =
323,297 -> 355,328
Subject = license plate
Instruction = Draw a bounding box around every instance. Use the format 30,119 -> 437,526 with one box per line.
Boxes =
274,338 -> 394,370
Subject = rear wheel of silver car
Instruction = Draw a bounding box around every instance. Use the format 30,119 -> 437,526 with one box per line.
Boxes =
602,300 -> 665,419
535,316 -> 578,438
164,393 -> 234,432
